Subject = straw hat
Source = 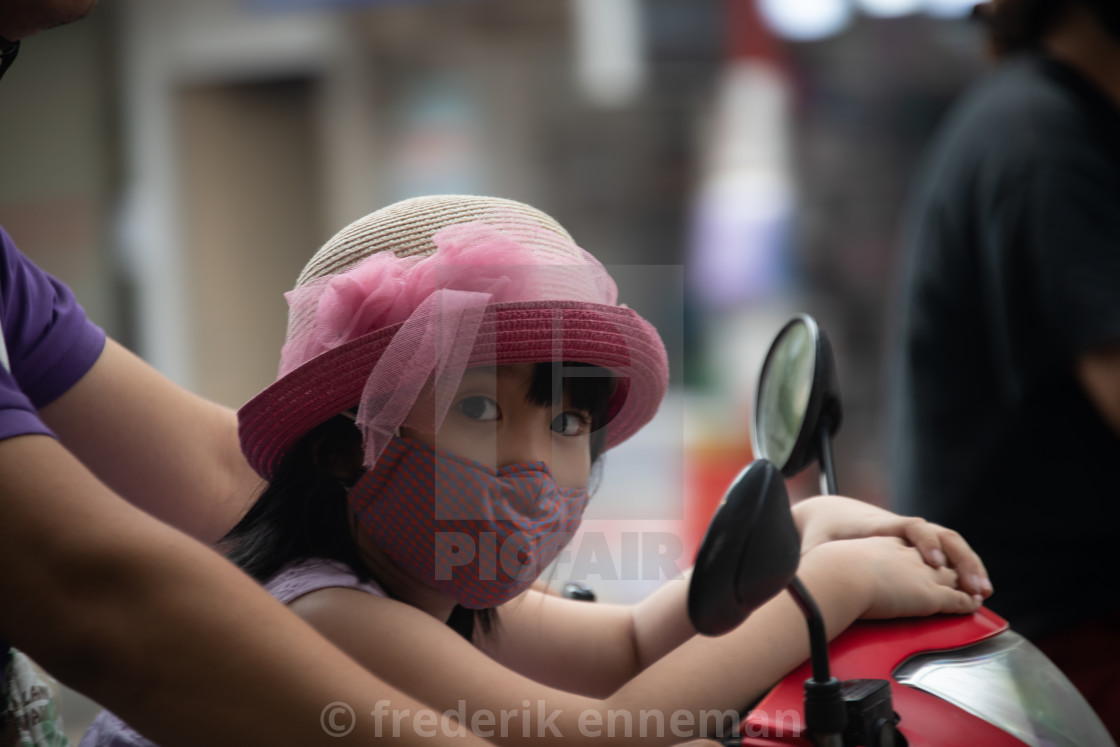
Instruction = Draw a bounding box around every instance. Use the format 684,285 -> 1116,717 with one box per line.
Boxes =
238,195 -> 669,479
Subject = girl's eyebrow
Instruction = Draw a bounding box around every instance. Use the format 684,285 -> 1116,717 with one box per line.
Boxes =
462,366 -> 529,382
460,368 -> 499,382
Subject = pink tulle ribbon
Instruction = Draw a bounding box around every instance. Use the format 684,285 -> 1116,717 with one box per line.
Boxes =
278,220 -> 617,467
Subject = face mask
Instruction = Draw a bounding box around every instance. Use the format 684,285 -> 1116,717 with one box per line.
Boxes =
348,436 -> 590,609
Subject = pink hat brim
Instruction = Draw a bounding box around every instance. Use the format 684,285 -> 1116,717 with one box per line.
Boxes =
239,300 -> 668,479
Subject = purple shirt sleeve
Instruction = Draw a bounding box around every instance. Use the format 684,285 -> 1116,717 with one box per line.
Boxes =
0,226 -> 107,442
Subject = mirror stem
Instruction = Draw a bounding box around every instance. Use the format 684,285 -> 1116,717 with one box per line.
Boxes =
788,576 -> 831,683
816,425 -> 838,495
789,575 -> 849,739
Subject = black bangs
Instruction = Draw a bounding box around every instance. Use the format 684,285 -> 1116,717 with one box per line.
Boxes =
223,414 -> 369,586
527,362 -> 615,460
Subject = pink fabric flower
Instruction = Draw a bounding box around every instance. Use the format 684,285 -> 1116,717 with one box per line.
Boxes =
278,220 -> 610,377
313,252 -> 420,351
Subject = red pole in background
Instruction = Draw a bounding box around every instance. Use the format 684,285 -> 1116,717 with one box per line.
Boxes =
682,0 -> 797,562
724,0 -> 785,63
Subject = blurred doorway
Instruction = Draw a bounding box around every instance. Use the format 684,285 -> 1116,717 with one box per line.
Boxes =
177,78 -> 323,408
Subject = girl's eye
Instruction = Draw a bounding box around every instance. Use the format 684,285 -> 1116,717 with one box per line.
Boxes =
551,411 -> 590,437
458,396 -> 500,422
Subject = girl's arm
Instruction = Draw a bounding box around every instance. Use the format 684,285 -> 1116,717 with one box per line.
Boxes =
488,498 -> 994,695
480,578 -> 696,697
792,495 -> 993,597
289,537 -> 980,746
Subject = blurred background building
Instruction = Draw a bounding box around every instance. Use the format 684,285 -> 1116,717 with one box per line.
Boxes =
0,0 -> 988,736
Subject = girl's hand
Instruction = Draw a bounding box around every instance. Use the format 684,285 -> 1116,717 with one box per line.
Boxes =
793,495 -> 993,599
810,536 -> 982,620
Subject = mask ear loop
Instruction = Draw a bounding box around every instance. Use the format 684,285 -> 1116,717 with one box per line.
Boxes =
0,38 -> 20,82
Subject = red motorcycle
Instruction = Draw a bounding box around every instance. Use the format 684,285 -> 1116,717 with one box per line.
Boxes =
685,314 -> 1114,747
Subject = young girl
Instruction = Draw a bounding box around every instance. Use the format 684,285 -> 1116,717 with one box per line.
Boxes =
82,195 -> 991,746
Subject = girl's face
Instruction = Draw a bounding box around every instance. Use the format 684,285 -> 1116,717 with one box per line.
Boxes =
401,363 -> 593,489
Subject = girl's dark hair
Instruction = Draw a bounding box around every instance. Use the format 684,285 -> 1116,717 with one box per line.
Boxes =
223,361 -> 615,642
975,0 -> 1120,57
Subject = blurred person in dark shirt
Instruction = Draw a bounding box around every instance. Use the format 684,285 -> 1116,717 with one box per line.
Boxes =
890,0 -> 1120,735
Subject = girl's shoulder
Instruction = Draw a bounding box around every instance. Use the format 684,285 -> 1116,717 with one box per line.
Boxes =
264,558 -> 386,605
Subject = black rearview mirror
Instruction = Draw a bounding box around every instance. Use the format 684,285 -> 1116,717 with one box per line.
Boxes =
752,315 -> 843,485
687,459 -> 801,636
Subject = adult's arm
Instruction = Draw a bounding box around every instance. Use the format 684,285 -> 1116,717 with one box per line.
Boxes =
1077,345 -> 1120,434
1027,145 -> 1120,438
38,338 -> 263,543
0,433 -> 486,746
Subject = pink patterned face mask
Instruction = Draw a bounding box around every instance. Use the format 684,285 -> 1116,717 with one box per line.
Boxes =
348,436 -> 590,609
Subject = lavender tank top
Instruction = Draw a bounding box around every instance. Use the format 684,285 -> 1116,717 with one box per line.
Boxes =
264,559 -> 386,604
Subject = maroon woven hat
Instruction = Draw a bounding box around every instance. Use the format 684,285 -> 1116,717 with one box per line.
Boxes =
238,195 -> 669,480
